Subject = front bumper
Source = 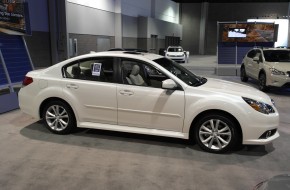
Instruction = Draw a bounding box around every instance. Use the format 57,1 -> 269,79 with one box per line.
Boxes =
166,56 -> 186,62
241,111 -> 280,145
243,130 -> 279,145
267,73 -> 290,88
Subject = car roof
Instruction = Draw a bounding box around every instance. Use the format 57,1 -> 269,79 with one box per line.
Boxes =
64,51 -> 163,64
253,47 -> 290,51
262,48 -> 290,51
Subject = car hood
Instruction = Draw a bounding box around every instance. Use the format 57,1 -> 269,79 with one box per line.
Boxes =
269,62 -> 290,71
200,78 -> 272,103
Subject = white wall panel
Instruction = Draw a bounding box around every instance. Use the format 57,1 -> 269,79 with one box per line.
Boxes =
121,0 -> 151,18
67,0 -> 116,12
67,3 -> 115,36
147,17 -> 182,39
122,15 -> 138,38
155,0 -> 179,24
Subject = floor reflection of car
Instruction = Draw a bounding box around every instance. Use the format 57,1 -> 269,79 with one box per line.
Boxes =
19,51 -> 279,153
165,46 -> 186,63
241,47 -> 290,91
253,174 -> 290,190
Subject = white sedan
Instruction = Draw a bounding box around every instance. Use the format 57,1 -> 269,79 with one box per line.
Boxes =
19,51 -> 279,153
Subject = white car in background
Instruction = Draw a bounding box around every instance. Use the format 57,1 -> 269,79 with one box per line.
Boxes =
19,51 -> 279,153
241,47 -> 290,91
165,46 -> 186,63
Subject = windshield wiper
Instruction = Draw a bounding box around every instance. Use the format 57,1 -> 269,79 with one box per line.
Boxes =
196,76 -> 207,84
190,76 -> 207,87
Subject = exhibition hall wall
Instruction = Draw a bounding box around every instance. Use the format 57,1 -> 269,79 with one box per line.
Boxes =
66,0 -> 181,55
181,2 -> 289,55
24,0 -> 51,67
20,0 -> 290,67
180,3 -> 202,56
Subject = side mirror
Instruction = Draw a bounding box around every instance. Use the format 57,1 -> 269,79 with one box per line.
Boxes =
162,79 -> 177,90
253,56 -> 259,62
164,50 -> 167,53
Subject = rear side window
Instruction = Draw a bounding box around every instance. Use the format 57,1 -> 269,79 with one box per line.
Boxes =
63,57 -> 115,83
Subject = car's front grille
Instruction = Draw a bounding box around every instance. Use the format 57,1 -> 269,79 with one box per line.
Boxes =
170,55 -> 184,57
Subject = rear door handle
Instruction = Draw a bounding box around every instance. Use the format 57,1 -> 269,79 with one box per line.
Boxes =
119,90 -> 134,96
66,84 -> 79,89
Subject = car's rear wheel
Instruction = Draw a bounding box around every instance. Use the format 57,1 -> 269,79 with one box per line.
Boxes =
240,66 -> 248,82
194,113 -> 239,153
259,73 -> 268,92
42,100 -> 76,134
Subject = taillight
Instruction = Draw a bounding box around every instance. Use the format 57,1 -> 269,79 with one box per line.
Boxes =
22,76 -> 33,86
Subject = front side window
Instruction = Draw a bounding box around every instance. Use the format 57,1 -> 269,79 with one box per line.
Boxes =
121,59 -> 169,88
63,57 -> 115,83
153,58 -> 206,87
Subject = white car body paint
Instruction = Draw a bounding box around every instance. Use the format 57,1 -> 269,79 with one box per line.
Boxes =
19,51 -> 279,146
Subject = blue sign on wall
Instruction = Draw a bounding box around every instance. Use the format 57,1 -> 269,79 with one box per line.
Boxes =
0,34 -> 32,84
0,61 -> 8,86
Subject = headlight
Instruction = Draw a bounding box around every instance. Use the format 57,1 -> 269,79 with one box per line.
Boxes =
242,97 -> 275,114
269,68 -> 285,75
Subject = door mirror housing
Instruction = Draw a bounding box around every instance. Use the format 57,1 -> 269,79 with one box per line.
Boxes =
253,56 -> 259,62
162,79 -> 177,90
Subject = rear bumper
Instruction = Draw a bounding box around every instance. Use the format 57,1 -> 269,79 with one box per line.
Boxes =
18,87 -> 40,119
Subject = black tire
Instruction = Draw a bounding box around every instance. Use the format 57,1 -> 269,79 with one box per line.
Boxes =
240,66 -> 248,82
259,73 -> 268,92
194,113 -> 240,153
42,100 -> 76,134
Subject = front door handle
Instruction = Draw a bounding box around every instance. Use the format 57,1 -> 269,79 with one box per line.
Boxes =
66,84 -> 79,89
119,90 -> 134,96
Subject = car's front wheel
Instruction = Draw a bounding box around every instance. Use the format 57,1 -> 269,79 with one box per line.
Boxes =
194,113 -> 240,153
42,100 -> 76,134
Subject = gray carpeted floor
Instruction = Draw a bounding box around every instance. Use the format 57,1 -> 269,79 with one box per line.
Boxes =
0,55 -> 289,190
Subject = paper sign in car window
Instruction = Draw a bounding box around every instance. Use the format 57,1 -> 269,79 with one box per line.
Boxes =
92,63 -> 102,76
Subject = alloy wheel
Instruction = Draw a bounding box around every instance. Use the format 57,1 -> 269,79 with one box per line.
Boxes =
45,105 -> 69,131
240,67 -> 248,82
259,73 -> 268,91
198,119 -> 232,150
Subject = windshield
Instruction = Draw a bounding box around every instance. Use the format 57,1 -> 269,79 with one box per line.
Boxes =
168,47 -> 183,52
153,58 -> 206,87
263,50 -> 290,62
